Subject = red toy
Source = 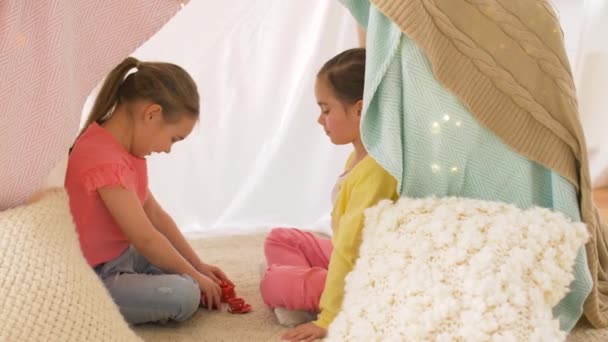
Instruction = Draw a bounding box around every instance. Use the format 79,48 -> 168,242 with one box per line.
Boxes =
227,297 -> 252,314
200,281 -> 252,314
220,281 -> 236,302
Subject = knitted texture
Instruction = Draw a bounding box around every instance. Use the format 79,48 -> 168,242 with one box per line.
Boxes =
367,0 -> 608,328
326,197 -> 588,341
0,189 -> 140,341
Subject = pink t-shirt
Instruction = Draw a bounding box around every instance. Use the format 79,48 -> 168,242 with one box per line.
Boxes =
65,122 -> 148,267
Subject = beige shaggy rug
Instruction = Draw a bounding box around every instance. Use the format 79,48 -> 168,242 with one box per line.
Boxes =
132,233 -> 608,342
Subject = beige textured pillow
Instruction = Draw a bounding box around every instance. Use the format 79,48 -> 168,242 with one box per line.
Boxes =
0,188 -> 140,341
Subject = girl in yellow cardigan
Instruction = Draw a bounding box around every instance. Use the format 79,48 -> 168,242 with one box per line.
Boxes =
259,48 -> 398,341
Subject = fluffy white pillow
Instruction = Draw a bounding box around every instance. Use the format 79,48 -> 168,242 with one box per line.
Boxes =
326,197 -> 588,341
0,189 -> 140,341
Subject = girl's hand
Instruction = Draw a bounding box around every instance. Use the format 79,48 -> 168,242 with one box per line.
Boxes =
281,322 -> 327,342
196,262 -> 233,286
196,274 -> 221,310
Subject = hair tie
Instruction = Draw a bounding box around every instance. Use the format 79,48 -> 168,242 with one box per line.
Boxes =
123,62 -> 139,81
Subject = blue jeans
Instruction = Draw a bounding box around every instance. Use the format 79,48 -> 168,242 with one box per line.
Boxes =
95,246 -> 200,325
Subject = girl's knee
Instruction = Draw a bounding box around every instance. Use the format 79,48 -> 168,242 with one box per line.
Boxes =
165,275 -> 200,322
114,275 -> 200,324
265,227 -> 298,247
259,266 -> 323,310
259,264 -> 293,305
267,227 -> 292,239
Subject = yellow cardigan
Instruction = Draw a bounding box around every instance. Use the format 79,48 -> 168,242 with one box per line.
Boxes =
314,155 -> 398,329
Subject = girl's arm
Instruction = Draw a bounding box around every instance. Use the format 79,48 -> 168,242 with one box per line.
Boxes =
98,186 -> 222,309
284,163 -> 397,341
143,190 -> 232,285
315,176 -> 396,328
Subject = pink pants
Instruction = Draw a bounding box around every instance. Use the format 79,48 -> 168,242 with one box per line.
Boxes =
260,228 -> 333,311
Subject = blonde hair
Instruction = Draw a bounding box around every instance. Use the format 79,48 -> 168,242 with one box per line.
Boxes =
80,57 -> 199,135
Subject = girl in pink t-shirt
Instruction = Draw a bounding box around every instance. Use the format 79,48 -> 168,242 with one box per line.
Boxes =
66,57 -> 231,325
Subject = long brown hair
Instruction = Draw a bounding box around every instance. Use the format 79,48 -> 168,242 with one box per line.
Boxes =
317,48 -> 365,105
79,56 -> 199,137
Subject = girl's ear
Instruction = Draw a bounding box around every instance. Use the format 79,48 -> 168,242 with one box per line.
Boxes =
143,103 -> 163,122
355,99 -> 363,117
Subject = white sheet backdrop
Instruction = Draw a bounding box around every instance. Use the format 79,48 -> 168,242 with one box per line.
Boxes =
80,0 -> 358,236
72,0 -> 607,236
574,0 -> 608,188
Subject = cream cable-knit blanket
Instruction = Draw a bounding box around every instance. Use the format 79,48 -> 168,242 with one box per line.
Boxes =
0,189 -> 140,341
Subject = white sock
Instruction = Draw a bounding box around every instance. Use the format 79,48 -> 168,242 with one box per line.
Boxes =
274,307 -> 316,327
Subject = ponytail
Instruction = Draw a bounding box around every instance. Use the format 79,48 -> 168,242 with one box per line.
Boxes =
80,57 -> 140,135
